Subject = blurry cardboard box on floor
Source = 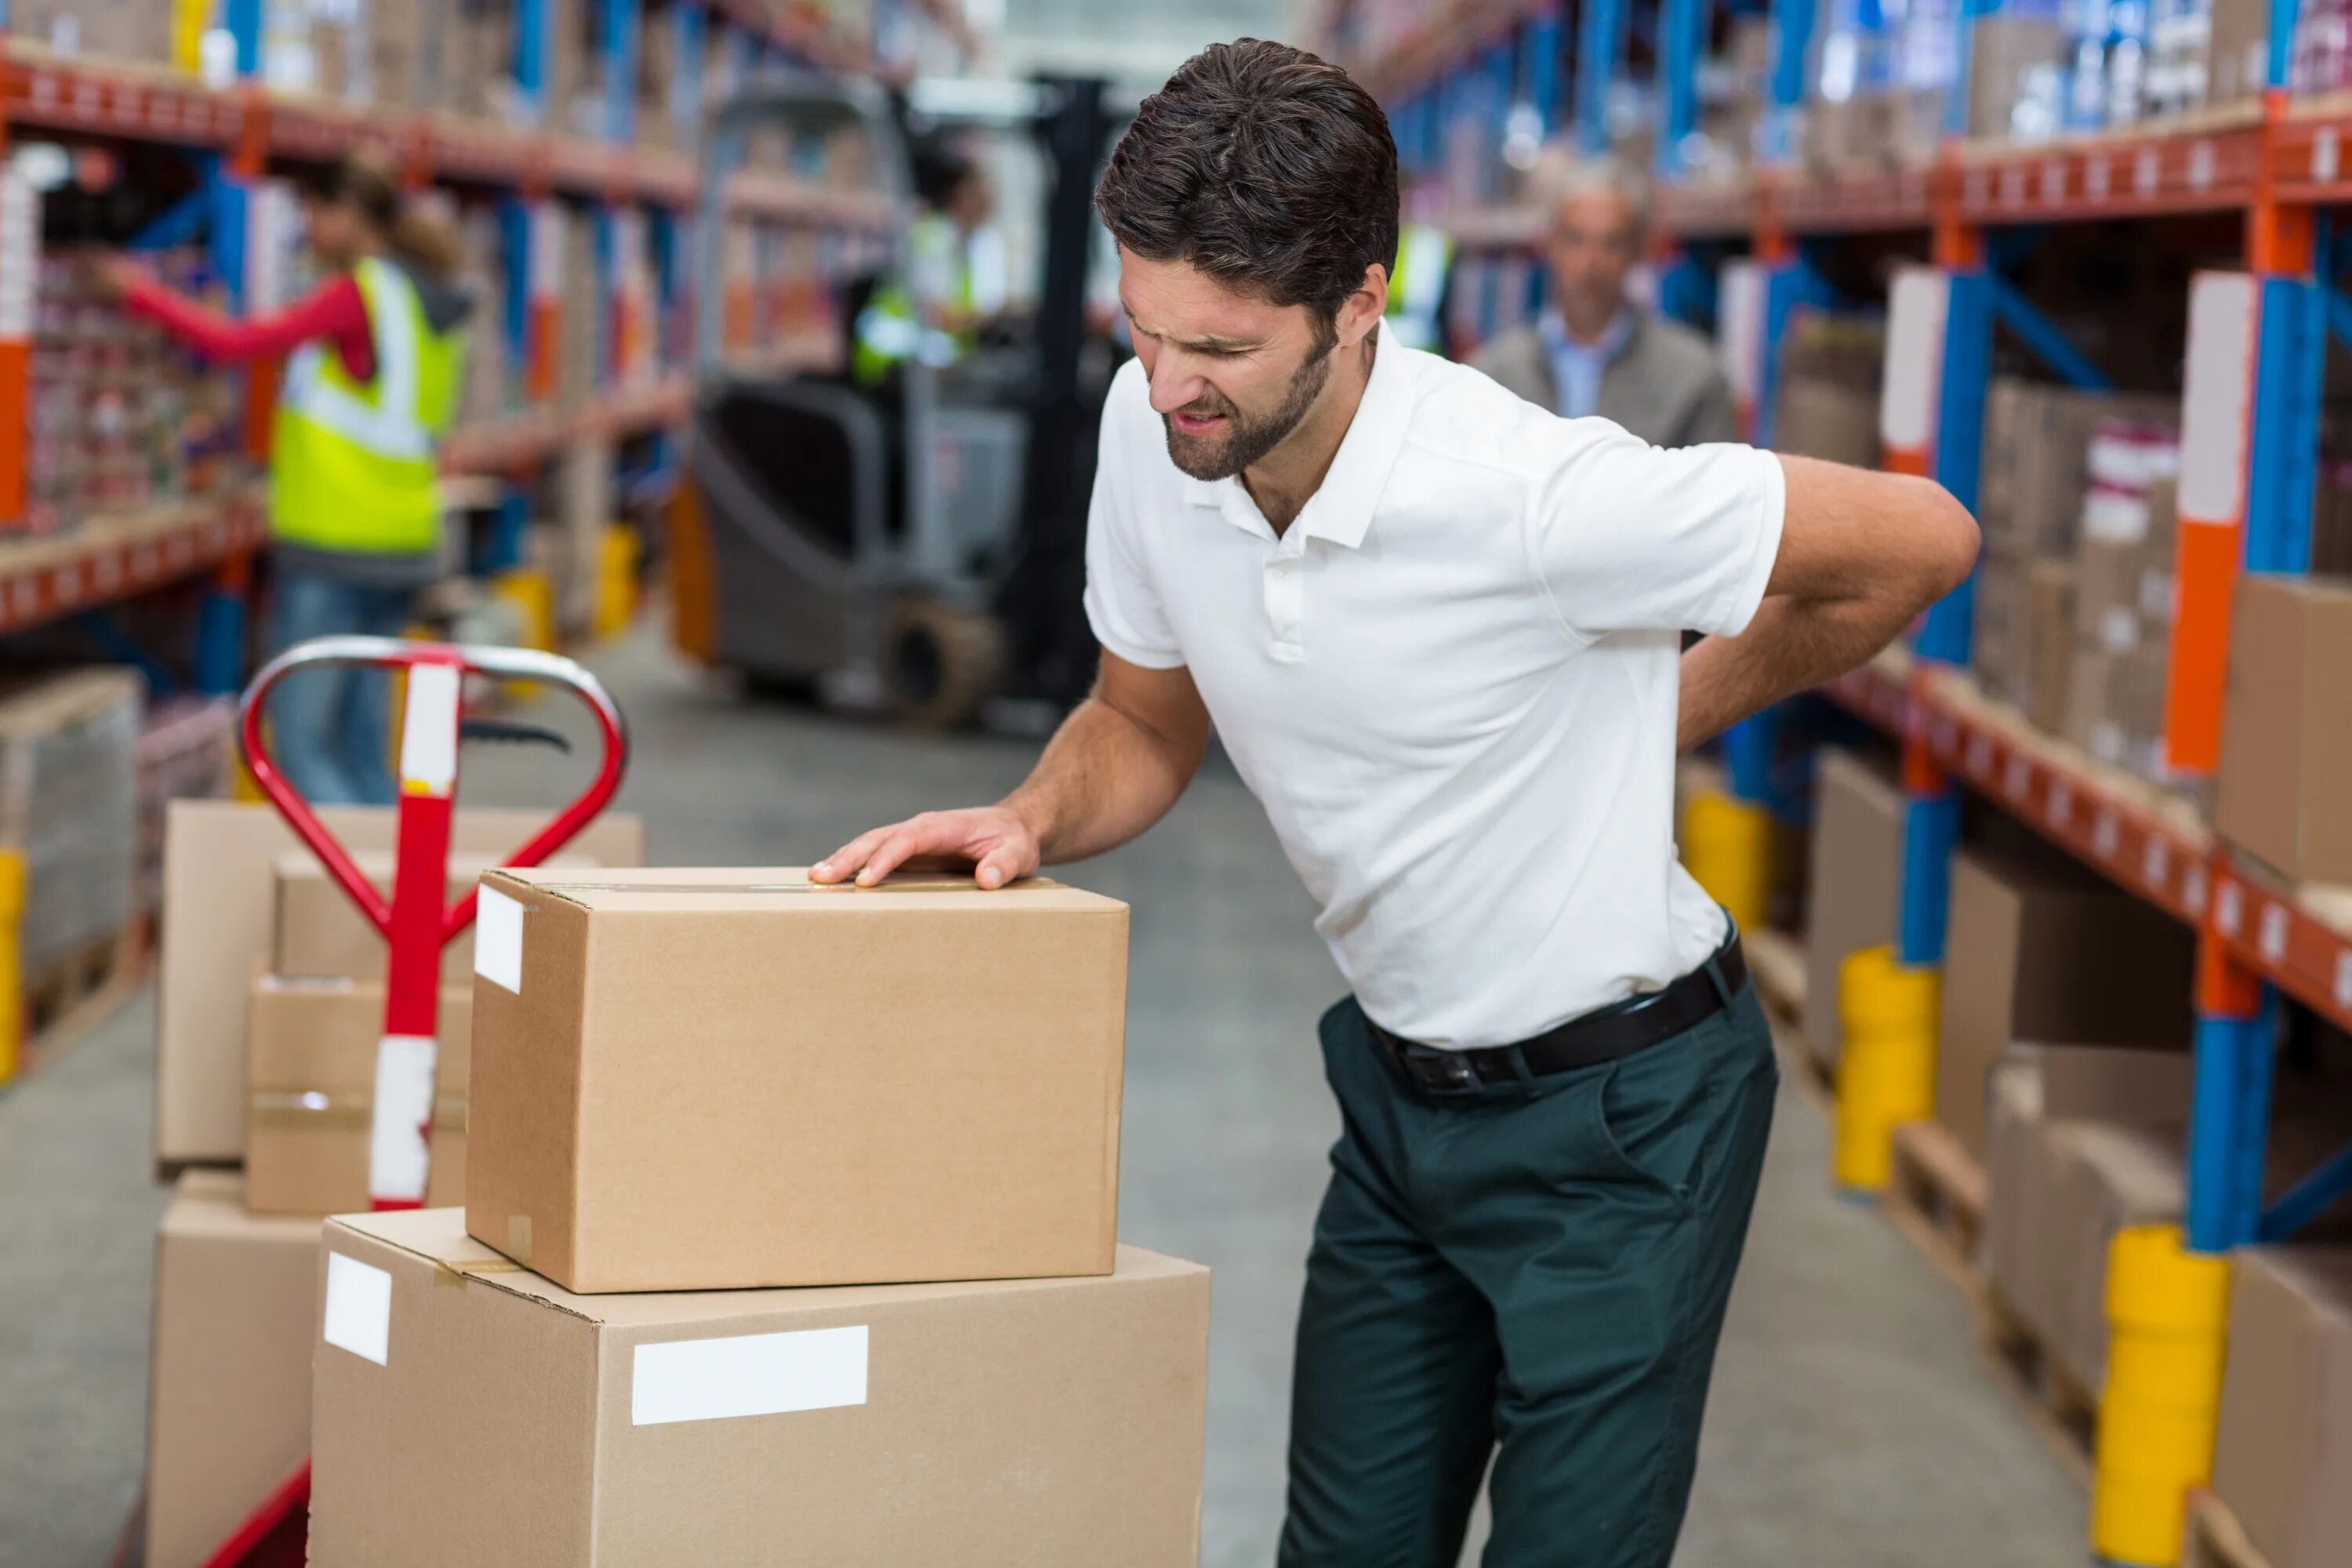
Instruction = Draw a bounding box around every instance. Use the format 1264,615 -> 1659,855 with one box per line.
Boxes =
1935,842 -> 2194,1157
146,1171 -> 318,1568
245,976 -> 471,1214
1802,748 -> 1903,1067
2213,1247 -> 2352,1568
310,1210 -> 1210,1566
2216,574 -> 2352,883
467,867 -> 1129,1294
157,800 -> 645,1167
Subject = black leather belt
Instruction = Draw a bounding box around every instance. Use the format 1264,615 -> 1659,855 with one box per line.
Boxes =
1370,937 -> 1748,1098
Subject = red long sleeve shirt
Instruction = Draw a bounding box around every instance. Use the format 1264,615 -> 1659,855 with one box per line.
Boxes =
122,270 -> 376,384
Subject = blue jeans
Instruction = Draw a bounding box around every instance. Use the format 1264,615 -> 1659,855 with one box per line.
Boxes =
265,568 -> 416,806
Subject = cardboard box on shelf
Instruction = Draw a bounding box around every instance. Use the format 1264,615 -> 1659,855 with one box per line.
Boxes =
1966,16 -> 2067,139
466,867 -> 1130,1294
145,1171 -> 319,1568
2212,1247 -> 2352,1568
2216,574 -> 2352,882
245,975 -> 471,1215
2209,0 -> 2271,104
1978,382 -> 2178,562
1934,844 -> 2194,1156
310,1210 -> 1210,1566
2066,641 -> 2172,779
2024,558 -> 2077,733
1972,552 -> 2026,702
157,800 -> 644,1167
1802,748 -> 1904,1066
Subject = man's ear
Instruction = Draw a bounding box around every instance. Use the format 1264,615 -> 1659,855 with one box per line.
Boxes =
1338,263 -> 1388,349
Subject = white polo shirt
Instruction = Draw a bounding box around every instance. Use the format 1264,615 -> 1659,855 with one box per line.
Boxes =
1083,321 -> 1785,1048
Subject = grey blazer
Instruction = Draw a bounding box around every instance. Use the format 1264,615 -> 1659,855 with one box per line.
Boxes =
1472,312 -> 1737,448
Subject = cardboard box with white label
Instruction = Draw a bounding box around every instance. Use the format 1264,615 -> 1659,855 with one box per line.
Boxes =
245,975 -> 472,1215
146,1171 -> 320,1568
310,1209 -> 1210,1566
158,800 -> 644,1165
465,867 -> 1130,1293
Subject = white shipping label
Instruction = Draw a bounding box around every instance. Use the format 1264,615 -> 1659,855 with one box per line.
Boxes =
632,1326 -> 869,1426
368,1034 -> 437,1202
0,172 -> 38,340
475,886 -> 525,994
323,1253 -> 394,1366
397,663 -> 460,796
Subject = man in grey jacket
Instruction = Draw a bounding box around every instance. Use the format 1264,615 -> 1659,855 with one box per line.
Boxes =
1474,162 -> 1735,448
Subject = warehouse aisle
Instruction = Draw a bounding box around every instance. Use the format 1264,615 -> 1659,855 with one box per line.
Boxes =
0,628 -> 2086,1568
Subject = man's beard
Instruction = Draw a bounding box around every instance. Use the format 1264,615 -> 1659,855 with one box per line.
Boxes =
1162,338 -> 1336,482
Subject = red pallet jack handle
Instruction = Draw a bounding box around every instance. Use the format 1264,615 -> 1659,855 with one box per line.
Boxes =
200,635 -> 627,1568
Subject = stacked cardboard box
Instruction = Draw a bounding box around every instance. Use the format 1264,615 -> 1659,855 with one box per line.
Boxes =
143,803 -> 648,1566
2065,423 -> 2181,785
2212,1247 -> 2352,1568
1770,313 -> 1883,469
1802,748 -> 1904,1069
1970,381 -> 2177,721
307,866 -> 1213,1559
2216,573 -> 2352,882
556,203 -> 600,412
8,0 -> 180,64
1933,841 -> 2193,1159
1965,15 -> 2068,140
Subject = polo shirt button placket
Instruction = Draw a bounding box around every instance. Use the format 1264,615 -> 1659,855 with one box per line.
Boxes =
1265,550 -> 1305,662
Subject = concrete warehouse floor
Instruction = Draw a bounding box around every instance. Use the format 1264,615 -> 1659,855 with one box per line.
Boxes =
0,627 -> 2090,1567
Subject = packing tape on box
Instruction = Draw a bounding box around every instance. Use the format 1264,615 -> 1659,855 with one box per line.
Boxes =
433,1255 -> 527,1289
524,877 -> 1057,895
248,1091 -> 465,1133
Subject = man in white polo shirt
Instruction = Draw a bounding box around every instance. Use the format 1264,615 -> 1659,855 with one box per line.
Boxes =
813,38 -> 1978,1568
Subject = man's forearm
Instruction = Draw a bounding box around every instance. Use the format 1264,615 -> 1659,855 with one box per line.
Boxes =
1003,694 -> 1200,863
1677,594 -> 1905,750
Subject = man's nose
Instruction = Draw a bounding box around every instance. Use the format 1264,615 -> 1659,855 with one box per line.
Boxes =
1148,355 -> 1206,416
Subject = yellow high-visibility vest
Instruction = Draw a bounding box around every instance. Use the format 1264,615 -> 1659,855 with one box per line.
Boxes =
271,256 -> 466,557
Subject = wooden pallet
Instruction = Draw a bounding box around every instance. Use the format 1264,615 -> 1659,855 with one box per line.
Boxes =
1881,1118 -> 1987,1297
2183,1490 -> 2274,1568
15,919 -> 148,1080
1978,1286 -> 2098,1489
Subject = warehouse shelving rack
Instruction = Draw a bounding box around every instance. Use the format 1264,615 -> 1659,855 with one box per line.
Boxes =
1322,0 -> 2352,1555
0,0 -> 914,697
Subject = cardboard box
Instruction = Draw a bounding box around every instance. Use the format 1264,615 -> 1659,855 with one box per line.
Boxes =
1802,748 -> 1903,1065
273,848 -> 602,981
467,867 -> 1130,1293
245,975 -> 472,1215
2043,1118 -> 2187,1386
1934,845 -> 2194,1156
158,800 -> 644,1166
1967,17 -> 2066,139
2024,558 -> 2077,733
2216,574 -> 2352,881
145,1171 -> 320,1568
310,1209 -> 1210,1566
1978,382 -> 2179,561
2208,0 -> 2270,105
1972,551 -> 2026,702
2212,1247 -> 2352,1568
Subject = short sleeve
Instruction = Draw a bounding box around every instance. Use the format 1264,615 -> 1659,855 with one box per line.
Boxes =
1082,370 -> 1186,670
1521,419 -> 1785,639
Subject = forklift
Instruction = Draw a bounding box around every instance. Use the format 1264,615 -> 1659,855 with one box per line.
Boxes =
668,74 -> 1127,729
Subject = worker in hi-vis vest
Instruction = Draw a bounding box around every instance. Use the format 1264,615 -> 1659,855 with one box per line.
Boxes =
94,148 -> 472,805
854,142 -> 1011,385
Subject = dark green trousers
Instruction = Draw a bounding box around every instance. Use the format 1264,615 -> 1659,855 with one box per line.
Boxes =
1278,969 -> 1778,1568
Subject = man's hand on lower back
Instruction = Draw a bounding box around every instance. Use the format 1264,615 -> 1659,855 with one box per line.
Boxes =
810,804 -> 1043,890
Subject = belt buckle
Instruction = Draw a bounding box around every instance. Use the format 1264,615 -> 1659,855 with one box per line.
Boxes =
1400,1043 -> 1479,1097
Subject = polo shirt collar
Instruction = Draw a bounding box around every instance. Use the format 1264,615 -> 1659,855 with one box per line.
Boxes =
1178,319 -> 1412,550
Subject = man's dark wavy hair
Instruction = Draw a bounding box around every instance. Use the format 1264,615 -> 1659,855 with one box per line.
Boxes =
1095,39 -> 1399,347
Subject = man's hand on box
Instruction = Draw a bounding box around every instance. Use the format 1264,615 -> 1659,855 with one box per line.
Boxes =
811,805 -> 1043,891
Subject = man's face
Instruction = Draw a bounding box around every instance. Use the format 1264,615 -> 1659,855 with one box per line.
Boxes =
1118,249 -> 1337,482
1546,188 -> 1639,333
